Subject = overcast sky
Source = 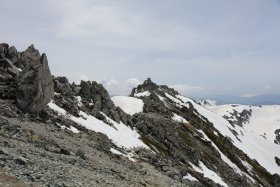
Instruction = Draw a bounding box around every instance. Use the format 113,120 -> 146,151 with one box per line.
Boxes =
1,0 -> 280,97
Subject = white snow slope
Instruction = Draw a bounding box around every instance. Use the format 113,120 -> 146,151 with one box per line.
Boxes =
48,100 -> 148,150
167,94 -> 280,175
111,96 -> 144,115
207,104 -> 280,144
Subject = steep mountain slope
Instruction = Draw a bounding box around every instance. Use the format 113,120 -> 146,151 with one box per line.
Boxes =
206,104 -> 280,145
113,78 -> 280,186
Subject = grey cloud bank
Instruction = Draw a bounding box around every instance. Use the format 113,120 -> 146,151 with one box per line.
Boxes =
1,0 -> 280,100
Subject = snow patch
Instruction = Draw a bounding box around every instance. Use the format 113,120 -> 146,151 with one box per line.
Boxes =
165,93 -> 189,108
48,100 -> 67,115
112,96 -> 144,115
48,101 -> 148,150
134,91 -> 151,97
110,148 -> 136,162
197,130 -> 243,175
61,125 -> 80,134
189,161 -> 228,187
183,173 -> 198,182
172,113 -> 188,123
75,96 -> 83,107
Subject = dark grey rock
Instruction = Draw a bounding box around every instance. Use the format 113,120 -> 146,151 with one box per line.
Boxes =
76,149 -> 86,160
275,129 -> 280,145
16,52 -> 54,113
80,81 -> 92,101
53,76 -> 72,95
0,148 -> 9,155
0,58 -> 19,77
7,46 -> 17,56
15,156 -> 27,165
16,44 -> 41,70
275,156 -> 280,166
273,174 -> 280,186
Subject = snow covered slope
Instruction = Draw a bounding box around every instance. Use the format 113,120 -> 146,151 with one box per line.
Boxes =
48,100 -> 148,150
206,104 -> 280,145
111,96 -> 144,115
171,96 -> 280,174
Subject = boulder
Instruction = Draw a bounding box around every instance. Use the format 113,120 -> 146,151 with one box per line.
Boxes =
0,43 -> 9,59
15,156 -> 27,165
0,43 -> 9,49
16,53 -> 54,113
80,80 -> 92,101
15,44 -> 41,70
0,58 -> 20,78
53,76 -> 72,94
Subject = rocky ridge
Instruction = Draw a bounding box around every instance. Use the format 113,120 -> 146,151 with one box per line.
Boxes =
128,78 -> 280,186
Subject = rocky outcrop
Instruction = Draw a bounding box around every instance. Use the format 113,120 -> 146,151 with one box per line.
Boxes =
80,80 -> 113,116
0,43 -> 54,113
130,79 -> 278,187
275,129 -> 280,145
0,43 -> 20,99
52,77 -> 133,127
223,107 -> 252,127
131,78 -> 179,97
16,53 -> 54,113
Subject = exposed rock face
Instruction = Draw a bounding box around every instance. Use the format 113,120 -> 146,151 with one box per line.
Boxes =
16,52 -> 54,113
0,43 -> 54,113
53,76 -> 73,94
0,43 -> 20,99
222,107 -> 252,127
275,129 -> 280,145
52,77 -> 133,126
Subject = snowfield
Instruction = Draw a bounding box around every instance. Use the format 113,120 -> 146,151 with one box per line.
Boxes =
173,95 -> 280,175
112,96 -> 144,115
48,100 -> 148,150
207,104 -> 280,144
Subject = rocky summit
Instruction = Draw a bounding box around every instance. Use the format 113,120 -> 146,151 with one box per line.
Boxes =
0,43 -> 280,187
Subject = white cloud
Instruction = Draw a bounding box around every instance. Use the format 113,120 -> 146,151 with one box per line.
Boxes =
126,78 -> 141,87
97,78 -> 142,96
239,93 -> 261,98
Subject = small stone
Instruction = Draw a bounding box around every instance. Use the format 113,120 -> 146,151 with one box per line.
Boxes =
15,156 -> 27,165
76,149 -> 86,160
60,148 -> 71,155
0,148 -> 9,155
0,161 -> 5,167
47,182 -> 63,187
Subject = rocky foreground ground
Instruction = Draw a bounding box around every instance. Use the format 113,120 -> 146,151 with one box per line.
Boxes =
0,110 -> 185,187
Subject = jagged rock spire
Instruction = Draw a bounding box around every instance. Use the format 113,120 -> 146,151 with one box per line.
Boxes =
0,43 -> 54,113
